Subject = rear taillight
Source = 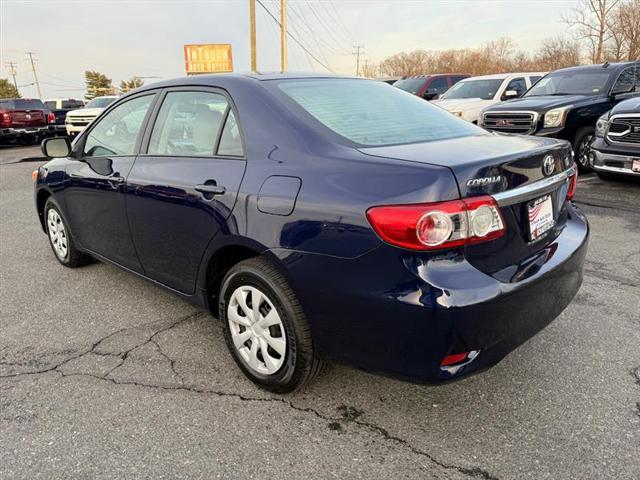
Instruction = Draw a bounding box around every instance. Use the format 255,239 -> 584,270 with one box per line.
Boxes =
366,195 -> 505,251
566,163 -> 578,201
0,111 -> 11,127
47,112 -> 56,124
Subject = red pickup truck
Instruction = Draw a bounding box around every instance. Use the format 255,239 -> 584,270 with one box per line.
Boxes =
0,98 -> 55,145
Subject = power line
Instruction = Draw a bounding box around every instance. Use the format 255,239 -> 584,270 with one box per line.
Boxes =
255,0 -> 334,73
304,1 -> 352,55
326,1 -> 358,44
288,4 -> 333,67
289,3 -> 349,58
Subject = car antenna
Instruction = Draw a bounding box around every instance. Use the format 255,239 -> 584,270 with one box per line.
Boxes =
602,61 -> 610,68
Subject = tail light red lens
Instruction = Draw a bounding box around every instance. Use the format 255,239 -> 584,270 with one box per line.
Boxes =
366,195 -> 505,251
47,112 -> 56,124
0,111 -> 11,127
440,352 -> 470,366
566,163 -> 578,201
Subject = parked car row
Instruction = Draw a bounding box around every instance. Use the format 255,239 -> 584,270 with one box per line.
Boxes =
433,72 -> 546,124
390,61 -> 638,177
0,95 -> 118,145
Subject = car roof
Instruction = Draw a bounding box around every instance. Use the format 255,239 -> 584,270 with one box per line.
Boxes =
460,72 -> 547,81
552,61 -> 638,74
399,73 -> 469,79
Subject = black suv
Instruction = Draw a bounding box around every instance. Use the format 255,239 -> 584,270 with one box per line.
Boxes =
480,61 -> 639,172
590,97 -> 640,179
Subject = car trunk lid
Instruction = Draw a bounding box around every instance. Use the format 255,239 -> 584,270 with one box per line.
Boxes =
359,133 -> 576,279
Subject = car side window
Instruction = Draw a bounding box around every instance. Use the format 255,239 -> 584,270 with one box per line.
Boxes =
429,78 -> 449,94
148,91 -> 228,156
612,66 -> 637,94
217,109 -> 244,157
504,77 -> 526,97
84,95 -> 154,157
529,76 -> 542,86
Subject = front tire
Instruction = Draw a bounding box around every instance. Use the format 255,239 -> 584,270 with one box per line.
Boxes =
219,257 -> 323,393
44,198 -> 92,268
573,127 -> 595,173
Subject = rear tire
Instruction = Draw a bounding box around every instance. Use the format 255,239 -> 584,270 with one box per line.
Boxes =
219,257 -> 323,393
573,127 -> 594,173
44,198 -> 93,268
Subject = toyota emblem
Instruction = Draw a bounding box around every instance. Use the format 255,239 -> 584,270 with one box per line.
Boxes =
542,155 -> 555,176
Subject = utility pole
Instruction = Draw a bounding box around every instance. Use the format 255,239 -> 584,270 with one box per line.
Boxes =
4,62 -> 18,91
280,0 -> 287,72
249,0 -> 257,72
353,45 -> 364,76
26,52 -> 42,98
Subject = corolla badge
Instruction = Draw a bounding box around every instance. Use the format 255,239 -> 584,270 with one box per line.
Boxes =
466,175 -> 502,187
542,155 -> 555,176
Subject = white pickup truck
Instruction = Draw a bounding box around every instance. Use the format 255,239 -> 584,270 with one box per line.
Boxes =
65,95 -> 118,137
432,72 -> 546,124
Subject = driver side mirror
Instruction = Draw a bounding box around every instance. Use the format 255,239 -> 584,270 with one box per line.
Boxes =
502,90 -> 519,100
41,136 -> 71,158
423,89 -> 438,100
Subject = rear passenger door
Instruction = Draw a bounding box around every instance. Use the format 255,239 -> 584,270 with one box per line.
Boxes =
125,88 -> 246,294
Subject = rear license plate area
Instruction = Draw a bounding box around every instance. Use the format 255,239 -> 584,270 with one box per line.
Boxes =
527,195 -> 554,241
632,158 -> 640,173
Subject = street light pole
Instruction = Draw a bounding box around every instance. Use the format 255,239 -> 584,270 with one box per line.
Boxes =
5,62 -> 18,92
249,0 -> 257,72
26,52 -> 42,98
280,0 -> 287,72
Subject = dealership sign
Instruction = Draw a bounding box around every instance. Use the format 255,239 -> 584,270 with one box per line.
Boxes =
184,44 -> 233,74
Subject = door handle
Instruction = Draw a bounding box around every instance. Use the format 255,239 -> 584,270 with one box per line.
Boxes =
110,175 -> 125,183
195,184 -> 226,196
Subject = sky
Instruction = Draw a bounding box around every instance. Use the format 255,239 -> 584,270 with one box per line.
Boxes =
1,0 -> 579,99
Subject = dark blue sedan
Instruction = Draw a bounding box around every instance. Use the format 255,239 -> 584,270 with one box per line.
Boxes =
34,73 -> 588,392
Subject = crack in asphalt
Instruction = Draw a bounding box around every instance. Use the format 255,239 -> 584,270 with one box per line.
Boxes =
0,311 -> 499,480
584,268 -> 639,289
632,367 -> 640,419
573,199 -> 636,213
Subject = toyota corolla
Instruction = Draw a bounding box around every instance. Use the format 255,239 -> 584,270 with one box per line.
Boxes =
34,74 -> 588,392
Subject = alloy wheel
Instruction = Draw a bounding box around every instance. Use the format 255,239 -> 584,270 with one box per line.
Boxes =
577,134 -> 593,168
227,285 -> 287,375
47,208 -> 68,260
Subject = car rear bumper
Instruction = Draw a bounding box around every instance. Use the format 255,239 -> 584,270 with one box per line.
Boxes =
0,126 -> 52,139
590,148 -> 640,177
273,202 -> 588,383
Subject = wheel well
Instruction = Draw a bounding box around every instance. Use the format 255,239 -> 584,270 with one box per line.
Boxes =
205,245 -> 260,310
36,189 -> 51,231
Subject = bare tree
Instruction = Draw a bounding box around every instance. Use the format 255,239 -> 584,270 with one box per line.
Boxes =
535,37 -> 583,70
610,0 -> 640,60
378,50 -> 432,77
563,0 -> 621,63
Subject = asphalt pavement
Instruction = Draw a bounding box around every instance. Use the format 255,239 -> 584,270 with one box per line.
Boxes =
1,147 -> 638,480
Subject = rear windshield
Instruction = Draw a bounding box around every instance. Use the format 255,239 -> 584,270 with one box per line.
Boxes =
273,79 -> 483,147
441,79 -> 504,100
0,99 -> 45,109
62,100 -> 84,108
85,97 -> 117,108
